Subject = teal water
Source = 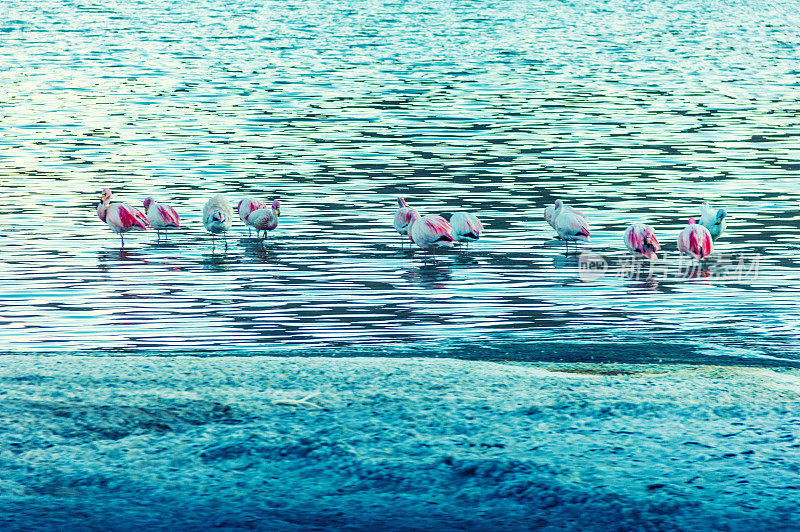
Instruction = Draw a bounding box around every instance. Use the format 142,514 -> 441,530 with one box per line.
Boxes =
1,0 -> 800,360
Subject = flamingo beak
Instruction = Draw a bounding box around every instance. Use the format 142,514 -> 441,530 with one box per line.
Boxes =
275,207 -> 280,216
645,237 -> 651,245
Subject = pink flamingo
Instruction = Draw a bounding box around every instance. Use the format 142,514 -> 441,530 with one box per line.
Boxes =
143,196 -> 180,242
449,212 -> 483,249
238,197 -> 266,237
624,222 -> 660,260
678,218 -> 713,259
97,188 -> 149,247
408,214 -> 456,264
246,200 -> 281,241
393,198 -> 420,248
551,199 -> 590,252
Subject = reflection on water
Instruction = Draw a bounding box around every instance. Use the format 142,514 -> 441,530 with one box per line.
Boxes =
1,0 -> 800,360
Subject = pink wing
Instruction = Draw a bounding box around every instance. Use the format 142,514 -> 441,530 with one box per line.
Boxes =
564,214 -> 590,237
158,205 -> 180,228
465,217 -> 483,235
424,217 -> 454,240
117,205 -> 149,230
650,233 -> 661,252
700,229 -> 712,258
626,227 -> 644,253
684,226 -> 712,258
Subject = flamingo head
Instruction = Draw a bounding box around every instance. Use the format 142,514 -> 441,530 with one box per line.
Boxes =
143,196 -> 154,211
397,197 -> 408,208
687,217 -> 697,225
553,199 -> 563,211
100,188 -> 112,203
272,199 -> 281,216
716,209 -> 727,223
642,226 -> 660,259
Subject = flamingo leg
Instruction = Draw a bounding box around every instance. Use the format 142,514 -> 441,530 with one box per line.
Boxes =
120,233 -> 125,247
164,228 -> 168,241
224,234 -> 228,252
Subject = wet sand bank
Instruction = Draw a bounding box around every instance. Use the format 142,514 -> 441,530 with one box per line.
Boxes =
0,355 -> 798,531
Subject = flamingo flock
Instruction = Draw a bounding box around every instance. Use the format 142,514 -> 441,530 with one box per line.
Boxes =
96,188 -> 727,264
542,198 -> 725,260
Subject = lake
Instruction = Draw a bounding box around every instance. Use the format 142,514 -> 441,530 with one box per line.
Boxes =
2,0 -> 799,362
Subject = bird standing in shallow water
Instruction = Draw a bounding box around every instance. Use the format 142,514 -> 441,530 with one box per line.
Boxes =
247,199 -> 281,242
393,198 -> 420,249
97,188 -> 149,247
203,194 -> 233,251
143,196 -> 180,242
624,222 -> 660,260
449,212 -> 483,248
545,200 -> 585,230
678,218 -> 713,259
699,203 -> 727,240
551,199 -> 591,253
238,197 -> 266,237
408,214 -> 456,264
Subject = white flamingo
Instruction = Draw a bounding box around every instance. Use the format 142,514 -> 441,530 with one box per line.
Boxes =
551,199 -> 590,252
449,212 -> 483,248
545,200 -> 585,229
203,194 -> 233,250
699,203 -> 727,240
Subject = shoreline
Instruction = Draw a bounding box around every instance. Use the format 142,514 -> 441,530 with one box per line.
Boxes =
1,355 -> 798,531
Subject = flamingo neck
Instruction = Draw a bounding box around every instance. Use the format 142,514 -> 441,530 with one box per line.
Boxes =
97,199 -> 109,222
407,218 -> 416,242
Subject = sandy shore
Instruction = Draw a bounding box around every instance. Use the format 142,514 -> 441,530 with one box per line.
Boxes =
0,355 -> 798,531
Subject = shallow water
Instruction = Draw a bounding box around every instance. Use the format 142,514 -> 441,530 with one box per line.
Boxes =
2,0 -> 800,360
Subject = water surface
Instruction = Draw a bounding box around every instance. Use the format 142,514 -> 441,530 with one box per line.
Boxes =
2,0 -> 800,361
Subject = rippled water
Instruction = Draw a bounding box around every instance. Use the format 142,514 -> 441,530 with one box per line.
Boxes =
2,0 -> 800,360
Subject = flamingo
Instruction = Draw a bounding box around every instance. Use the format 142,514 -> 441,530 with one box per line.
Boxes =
408,214 -> 456,264
203,194 -> 233,250
544,200 -> 585,230
624,222 -> 660,260
143,196 -> 180,242
449,212 -> 483,248
247,199 -> 281,241
393,198 -> 420,248
550,199 -> 590,252
678,218 -> 713,259
96,188 -> 149,247
699,203 -> 727,240
238,197 -> 266,237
